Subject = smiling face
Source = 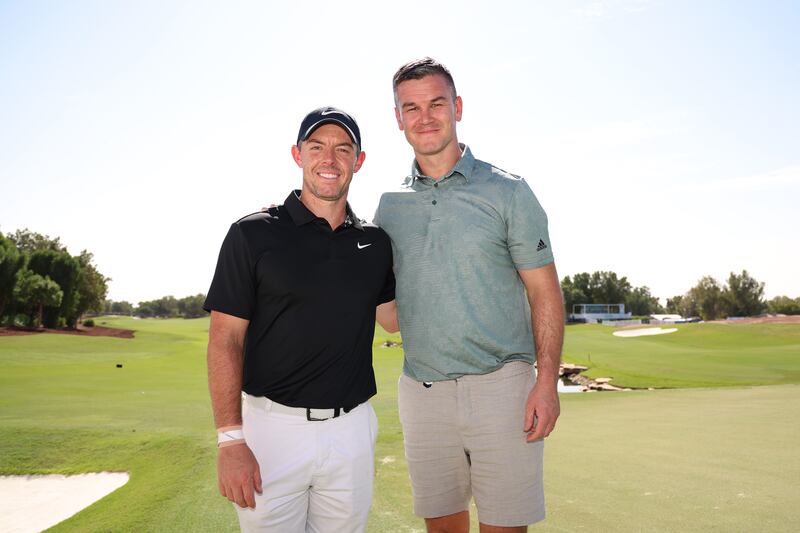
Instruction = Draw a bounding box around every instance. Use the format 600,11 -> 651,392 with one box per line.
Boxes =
394,74 -> 463,160
291,123 -> 365,204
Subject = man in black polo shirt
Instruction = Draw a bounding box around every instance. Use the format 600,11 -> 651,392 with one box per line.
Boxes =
204,107 -> 396,533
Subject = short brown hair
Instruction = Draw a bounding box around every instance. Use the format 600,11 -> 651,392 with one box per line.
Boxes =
392,57 -> 457,102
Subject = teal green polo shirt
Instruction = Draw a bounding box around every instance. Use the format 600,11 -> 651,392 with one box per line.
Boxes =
374,145 -> 555,382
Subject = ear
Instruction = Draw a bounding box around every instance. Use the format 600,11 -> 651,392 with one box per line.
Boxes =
394,107 -> 404,131
353,151 -> 366,173
291,145 -> 303,168
454,96 -> 463,122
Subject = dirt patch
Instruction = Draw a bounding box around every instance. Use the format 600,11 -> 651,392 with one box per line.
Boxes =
0,325 -> 134,339
709,315 -> 800,325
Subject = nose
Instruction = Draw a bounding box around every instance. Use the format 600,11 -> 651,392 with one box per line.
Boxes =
320,145 -> 336,162
419,107 -> 433,124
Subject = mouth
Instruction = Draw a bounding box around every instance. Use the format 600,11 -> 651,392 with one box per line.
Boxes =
316,169 -> 340,180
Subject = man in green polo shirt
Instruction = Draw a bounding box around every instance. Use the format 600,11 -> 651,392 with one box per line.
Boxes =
374,58 -> 565,532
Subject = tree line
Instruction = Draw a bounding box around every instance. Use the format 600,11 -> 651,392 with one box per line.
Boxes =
561,269 -> 800,320
0,229 -> 109,328
5,228 -> 796,326
103,294 -> 206,319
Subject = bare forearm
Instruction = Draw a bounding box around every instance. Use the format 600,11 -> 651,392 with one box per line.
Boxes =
530,291 -> 564,387
519,264 -> 565,388
207,312 -> 248,429
208,345 -> 244,428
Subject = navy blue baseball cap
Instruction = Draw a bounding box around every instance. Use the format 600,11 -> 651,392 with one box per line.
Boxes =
296,106 -> 361,150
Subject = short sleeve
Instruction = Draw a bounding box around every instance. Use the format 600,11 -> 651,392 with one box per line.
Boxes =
372,198 -> 383,227
507,178 -> 555,270
378,241 -> 396,305
203,223 -> 256,319
373,198 -> 395,304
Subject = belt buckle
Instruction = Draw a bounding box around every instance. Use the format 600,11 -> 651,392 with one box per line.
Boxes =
306,407 -> 340,421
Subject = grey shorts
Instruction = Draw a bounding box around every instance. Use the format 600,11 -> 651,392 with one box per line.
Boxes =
398,361 -> 545,527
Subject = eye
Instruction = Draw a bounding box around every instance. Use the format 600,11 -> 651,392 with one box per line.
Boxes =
336,147 -> 352,154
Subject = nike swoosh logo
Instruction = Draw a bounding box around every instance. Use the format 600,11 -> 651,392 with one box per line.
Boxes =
320,109 -> 339,115
357,242 -> 372,250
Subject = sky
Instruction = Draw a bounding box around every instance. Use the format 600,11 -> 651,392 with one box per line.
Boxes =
1,0 -> 798,305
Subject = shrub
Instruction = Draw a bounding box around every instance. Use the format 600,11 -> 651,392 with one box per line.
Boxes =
83,318 -> 95,327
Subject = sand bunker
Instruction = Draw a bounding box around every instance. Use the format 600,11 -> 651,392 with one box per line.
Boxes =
0,472 -> 129,533
613,327 -> 678,338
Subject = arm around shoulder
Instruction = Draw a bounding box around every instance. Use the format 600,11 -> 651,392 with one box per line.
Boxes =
376,299 -> 399,333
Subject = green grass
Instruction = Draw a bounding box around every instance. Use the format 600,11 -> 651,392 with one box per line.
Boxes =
563,322 -> 800,388
545,385 -> 800,532
1,318 -> 799,531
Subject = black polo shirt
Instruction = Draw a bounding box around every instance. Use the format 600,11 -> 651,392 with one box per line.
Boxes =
204,190 -> 395,409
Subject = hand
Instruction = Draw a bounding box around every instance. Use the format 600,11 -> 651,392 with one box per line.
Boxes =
523,383 -> 560,442
217,443 -> 263,508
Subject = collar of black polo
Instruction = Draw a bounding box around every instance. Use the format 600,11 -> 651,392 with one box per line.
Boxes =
284,190 -> 364,231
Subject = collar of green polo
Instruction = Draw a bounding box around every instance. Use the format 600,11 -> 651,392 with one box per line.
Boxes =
406,144 -> 474,187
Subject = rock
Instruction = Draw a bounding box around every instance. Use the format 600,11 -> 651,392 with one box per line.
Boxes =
381,340 -> 401,348
560,363 -> 589,376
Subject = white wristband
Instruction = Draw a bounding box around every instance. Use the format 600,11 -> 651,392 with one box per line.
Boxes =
217,428 -> 245,446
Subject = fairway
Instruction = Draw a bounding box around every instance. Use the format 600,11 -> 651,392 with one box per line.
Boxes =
1,317 -> 799,532
563,322 -> 800,388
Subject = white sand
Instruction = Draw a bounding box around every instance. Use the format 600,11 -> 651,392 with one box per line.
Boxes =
0,472 -> 129,533
613,327 -> 678,338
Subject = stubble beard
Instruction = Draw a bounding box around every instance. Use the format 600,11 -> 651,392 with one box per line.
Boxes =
309,185 -> 346,202
307,172 -> 349,202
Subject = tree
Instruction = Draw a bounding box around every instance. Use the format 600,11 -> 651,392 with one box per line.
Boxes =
666,294 -> 698,317
177,294 -> 206,318
0,233 -> 26,321
135,300 -> 156,318
110,300 -> 134,315
687,276 -> 725,320
588,271 -> 631,305
723,270 -> 766,317
767,296 -> 800,315
562,271 -> 644,317
73,251 -> 110,323
136,296 -> 179,318
625,286 -> 664,316
7,229 -> 65,254
665,295 -> 683,314
28,249 -> 80,328
560,274 -> 589,315
3,229 -> 111,326
14,270 -> 63,328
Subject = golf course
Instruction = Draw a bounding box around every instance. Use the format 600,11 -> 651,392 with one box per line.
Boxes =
1,317 -> 798,532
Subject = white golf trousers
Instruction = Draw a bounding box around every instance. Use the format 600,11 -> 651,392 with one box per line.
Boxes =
236,394 -> 378,533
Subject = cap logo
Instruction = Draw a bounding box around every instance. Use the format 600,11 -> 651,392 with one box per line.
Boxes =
297,106 -> 361,149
